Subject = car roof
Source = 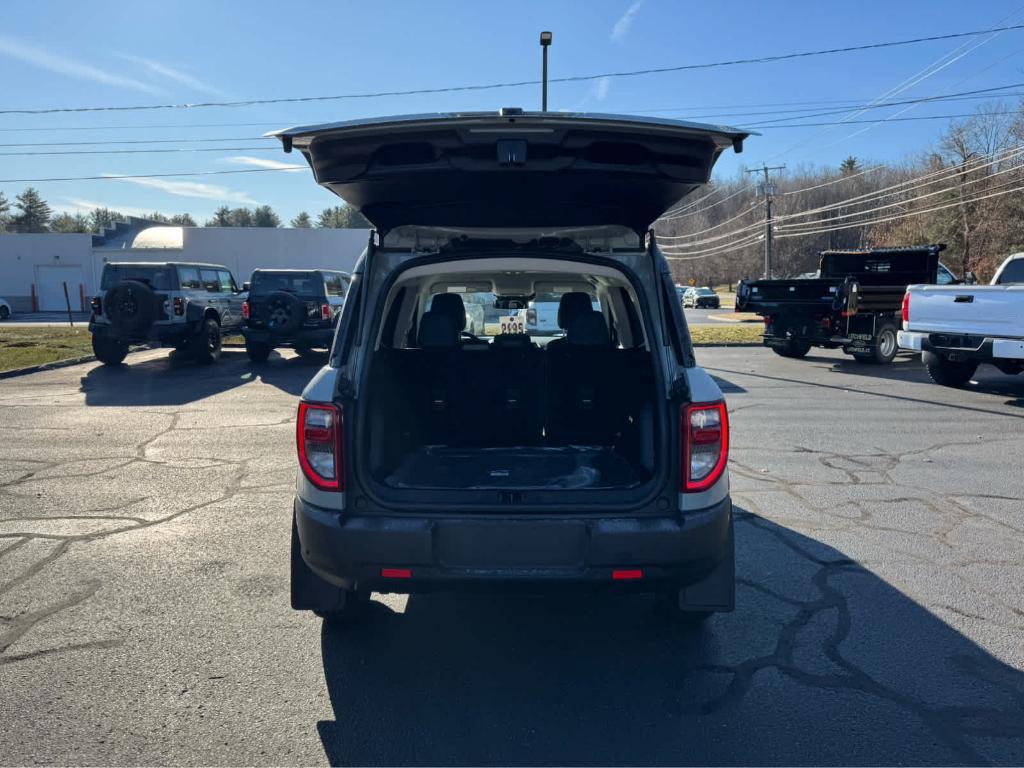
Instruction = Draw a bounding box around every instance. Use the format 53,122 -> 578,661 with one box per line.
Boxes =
104,261 -> 230,270
253,268 -> 351,276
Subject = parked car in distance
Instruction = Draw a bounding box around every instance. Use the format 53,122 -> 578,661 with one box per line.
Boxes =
0,297 -> 11,321
89,261 -> 247,366
527,289 -> 600,335
241,269 -> 350,362
683,286 -> 721,309
738,245 -> 956,363
898,252 -> 1024,386
278,110 -> 744,627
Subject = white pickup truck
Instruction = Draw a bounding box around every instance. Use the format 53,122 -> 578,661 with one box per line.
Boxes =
898,253 -> 1024,387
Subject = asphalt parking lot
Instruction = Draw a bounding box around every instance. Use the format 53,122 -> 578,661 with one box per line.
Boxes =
1,345 -> 1022,765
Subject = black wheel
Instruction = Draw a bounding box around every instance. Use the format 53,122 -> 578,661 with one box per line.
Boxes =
857,323 -> 898,364
0,306 -> 9,321
246,340 -> 271,363
191,318 -> 222,364
772,340 -> 811,358
91,335 -> 128,366
925,356 -> 978,387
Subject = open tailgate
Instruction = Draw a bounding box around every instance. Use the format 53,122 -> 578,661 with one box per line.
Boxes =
270,111 -> 748,233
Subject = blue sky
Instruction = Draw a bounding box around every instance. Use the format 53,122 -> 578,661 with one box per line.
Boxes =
2,0 -> 1024,224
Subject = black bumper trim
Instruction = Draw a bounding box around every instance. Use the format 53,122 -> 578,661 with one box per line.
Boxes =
294,496 -> 732,592
242,326 -> 334,347
919,335 -> 995,363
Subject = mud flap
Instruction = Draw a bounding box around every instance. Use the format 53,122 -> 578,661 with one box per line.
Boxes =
290,516 -> 346,611
678,517 -> 735,612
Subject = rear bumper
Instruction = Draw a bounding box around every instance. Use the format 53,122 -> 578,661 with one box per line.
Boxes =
898,330 -> 1024,362
242,325 -> 333,348
89,320 -> 191,345
294,495 -> 732,593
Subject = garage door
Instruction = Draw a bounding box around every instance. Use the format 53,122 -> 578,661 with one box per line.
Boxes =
36,265 -> 86,311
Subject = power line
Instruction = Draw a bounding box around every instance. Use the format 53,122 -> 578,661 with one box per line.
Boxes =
0,146 -> 276,157
753,110 -> 1023,128
5,25 -> 1024,115
0,136 -> 263,147
0,168 -> 297,184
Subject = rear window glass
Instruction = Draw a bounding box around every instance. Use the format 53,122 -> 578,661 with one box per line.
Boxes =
997,258 -> 1024,284
178,267 -> 202,289
252,271 -> 322,295
101,265 -> 176,291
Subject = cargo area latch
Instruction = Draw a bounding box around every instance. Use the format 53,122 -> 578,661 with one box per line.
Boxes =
497,139 -> 527,165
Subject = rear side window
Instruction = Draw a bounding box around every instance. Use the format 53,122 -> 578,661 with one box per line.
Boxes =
324,274 -> 345,296
200,269 -> 222,292
178,267 -> 202,289
997,258 -> 1024,284
216,270 -> 235,292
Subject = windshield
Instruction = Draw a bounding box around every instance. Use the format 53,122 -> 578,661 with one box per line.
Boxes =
251,271 -> 323,296
100,265 -> 176,291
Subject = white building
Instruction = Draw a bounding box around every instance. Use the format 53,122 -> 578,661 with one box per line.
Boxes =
0,220 -> 370,312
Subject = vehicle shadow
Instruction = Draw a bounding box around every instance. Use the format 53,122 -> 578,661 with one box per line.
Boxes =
316,513 -> 1024,766
80,348 -> 322,405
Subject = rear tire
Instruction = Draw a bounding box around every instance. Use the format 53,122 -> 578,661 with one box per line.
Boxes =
859,323 -> 898,364
91,335 -> 128,366
191,318 -> 222,364
294,345 -> 316,358
925,356 -> 977,388
246,340 -> 271,363
0,306 -> 9,321
772,340 -> 811,358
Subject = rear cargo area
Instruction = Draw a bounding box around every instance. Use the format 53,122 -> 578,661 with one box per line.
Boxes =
363,331 -> 656,492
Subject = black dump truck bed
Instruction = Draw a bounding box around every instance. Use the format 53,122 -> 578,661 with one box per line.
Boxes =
736,244 -> 946,363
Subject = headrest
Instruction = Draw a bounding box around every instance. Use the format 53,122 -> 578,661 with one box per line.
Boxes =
567,311 -> 610,347
430,293 -> 467,331
492,333 -> 532,349
418,311 -> 459,349
557,292 -> 593,329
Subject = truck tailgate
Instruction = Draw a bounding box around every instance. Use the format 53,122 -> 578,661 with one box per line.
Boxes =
907,285 -> 1024,338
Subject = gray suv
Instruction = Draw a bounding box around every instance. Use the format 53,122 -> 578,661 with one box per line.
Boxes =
279,111 -> 744,626
89,261 -> 247,365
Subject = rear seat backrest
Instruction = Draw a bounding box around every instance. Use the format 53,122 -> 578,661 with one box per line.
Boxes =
416,311 -> 460,442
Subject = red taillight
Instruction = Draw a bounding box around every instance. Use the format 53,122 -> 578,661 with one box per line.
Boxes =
901,291 -> 910,324
682,401 -> 729,493
296,401 -> 343,491
821,316 -> 831,330
90,296 -> 102,316
321,303 -> 331,321
242,300 -> 250,320
763,314 -> 772,328
612,569 -> 643,581
173,297 -> 184,316
381,568 -> 412,579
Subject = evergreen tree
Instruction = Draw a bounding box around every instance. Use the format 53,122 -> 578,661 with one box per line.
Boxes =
50,212 -> 92,233
12,187 -> 52,233
252,205 -> 281,228
317,205 -> 371,228
229,207 -> 254,227
169,213 -> 197,226
89,207 -> 123,233
290,211 -> 312,228
839,156 -> 860,175
0,191 -> 10,232
206,206 -> 233,227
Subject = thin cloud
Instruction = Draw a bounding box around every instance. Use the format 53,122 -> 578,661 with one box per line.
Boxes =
611,0 -> 644,42
0,33 -> 163,95
225,156 -> 306,172
116,53 -> 224,96
103,174 -> 258,205
60,198 -> 155,218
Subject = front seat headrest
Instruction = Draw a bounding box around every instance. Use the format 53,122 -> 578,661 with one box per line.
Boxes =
557,292 -> 594,329
567,311 -> 610,347
430,293 -> 467,331
418,311 -> 459,349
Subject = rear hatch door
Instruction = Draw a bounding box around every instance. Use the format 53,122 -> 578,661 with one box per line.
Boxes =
270,111 -> 748,234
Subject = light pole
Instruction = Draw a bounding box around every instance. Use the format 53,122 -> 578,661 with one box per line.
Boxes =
540,31 -> 552,111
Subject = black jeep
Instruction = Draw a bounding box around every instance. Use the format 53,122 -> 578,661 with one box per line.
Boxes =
242,269 -> 350,362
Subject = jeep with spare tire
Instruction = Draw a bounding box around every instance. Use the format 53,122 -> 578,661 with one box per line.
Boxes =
88,261 -> 247,366
241,269 -> 350,362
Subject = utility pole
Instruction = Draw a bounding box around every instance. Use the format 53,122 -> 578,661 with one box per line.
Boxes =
746,163 -> 785,279
539,31 -> 552,111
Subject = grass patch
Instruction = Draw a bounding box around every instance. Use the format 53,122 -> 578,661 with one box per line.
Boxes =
689,325 -> 763,345
0,327 -> 94,372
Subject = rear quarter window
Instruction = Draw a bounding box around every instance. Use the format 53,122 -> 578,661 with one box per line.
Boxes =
996,258 -> 1024,284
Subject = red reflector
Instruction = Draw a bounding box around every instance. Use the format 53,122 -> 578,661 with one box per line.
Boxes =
381,568 -> 412,579
321,303 -> 331,320
612,569 -> 643,581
